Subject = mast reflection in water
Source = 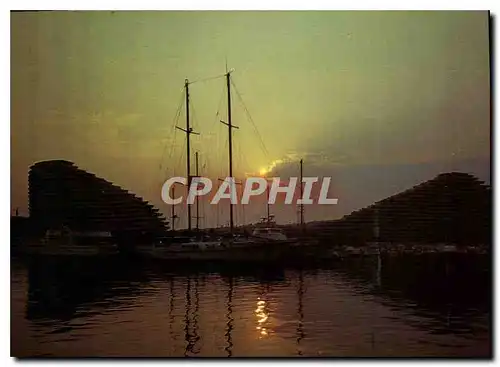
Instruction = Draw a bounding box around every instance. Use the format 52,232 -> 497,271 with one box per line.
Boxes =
11,254 -> 491,357
224,276 -> 234,357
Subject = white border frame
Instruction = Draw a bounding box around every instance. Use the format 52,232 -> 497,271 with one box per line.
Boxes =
4,4 -> 497,366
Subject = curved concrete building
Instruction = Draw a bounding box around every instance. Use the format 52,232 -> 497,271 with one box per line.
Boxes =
28,160 -> 168,237
308,172 -> 491,246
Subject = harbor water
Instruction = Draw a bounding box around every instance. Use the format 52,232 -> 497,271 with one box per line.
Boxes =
11,253 -> 491,357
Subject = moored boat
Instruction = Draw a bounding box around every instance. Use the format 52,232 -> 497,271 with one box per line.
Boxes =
22,227 -> 118,257
135,234 -> 293,262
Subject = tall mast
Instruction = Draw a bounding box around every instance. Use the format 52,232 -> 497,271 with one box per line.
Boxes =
227,71 -> 234,233
266,181 -> 270,224
195,151 -> 200,232
216,184 -> 220,228
300,159 -> 304,229
176,79 -> 198,232
221,70 -> 238,233
171,185 -> 177,231
185,79 -> 192,232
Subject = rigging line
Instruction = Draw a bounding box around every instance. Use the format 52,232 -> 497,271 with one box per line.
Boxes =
162,123 -> 179,182
169,123 -> 179,158
161,96 -> 185,183
189,73 -> 226,85
200,80 -> 225,173
165,128 -> 179,180
230,78 -> 270,159
160,89 -> 185,171
155,88 -> 185,193
209,80 -> 227,134
167,136 -> 186,186
176,137 -> 187,175
236,134 -> 252,176
191,100 -> 199,132
236,134 -> 249,179
189,102 -> 199,155
166,89 -> 192,180
190,100 -> 203,155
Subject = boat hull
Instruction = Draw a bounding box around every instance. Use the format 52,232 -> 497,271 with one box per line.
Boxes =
136,240 -> 293,262
20,238 -> 119,257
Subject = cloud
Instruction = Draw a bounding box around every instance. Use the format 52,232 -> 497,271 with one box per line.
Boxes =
260,153 -> 490,221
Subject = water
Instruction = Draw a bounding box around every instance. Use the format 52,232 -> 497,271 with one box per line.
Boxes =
11,254 -> 491,357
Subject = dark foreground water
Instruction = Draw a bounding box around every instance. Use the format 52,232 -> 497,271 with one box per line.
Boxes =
11,254 -> 491,357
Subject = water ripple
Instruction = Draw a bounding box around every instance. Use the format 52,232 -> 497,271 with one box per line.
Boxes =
11,255 -> 491,357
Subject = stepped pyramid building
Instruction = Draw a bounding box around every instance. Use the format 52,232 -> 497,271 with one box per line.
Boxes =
28,160 -> 168,237
308,172 -> 491,246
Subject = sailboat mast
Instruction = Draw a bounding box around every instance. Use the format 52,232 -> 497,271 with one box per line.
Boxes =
195,151 -> 200,231
176,79 -> 199,231
220,70 -> 238,233
216,187 -> 220,228
171,185 -> 176,231
185,79 -> 192,232
300,159 -> 304,228
266,181 -> 270,223
226,71 -> 234,233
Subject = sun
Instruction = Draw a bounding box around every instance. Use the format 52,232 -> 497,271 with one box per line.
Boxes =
258,159 -> 283,177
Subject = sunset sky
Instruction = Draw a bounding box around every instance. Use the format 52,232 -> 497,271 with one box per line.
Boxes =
11,11 -> 490,227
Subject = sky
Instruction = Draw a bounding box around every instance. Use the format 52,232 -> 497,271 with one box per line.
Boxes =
11,11 -> 491,227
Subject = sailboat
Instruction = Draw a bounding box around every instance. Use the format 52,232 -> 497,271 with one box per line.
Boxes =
136,79 -> 224,258
217,70 -> 298,247
137,70 -> 296,262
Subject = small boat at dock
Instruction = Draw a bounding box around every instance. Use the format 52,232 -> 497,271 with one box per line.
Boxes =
135,234 -> 293,262
22,227 -> 119,257
251,226 -> 299,245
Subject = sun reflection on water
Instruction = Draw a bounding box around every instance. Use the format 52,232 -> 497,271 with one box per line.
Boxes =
255,297 -> 269,338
